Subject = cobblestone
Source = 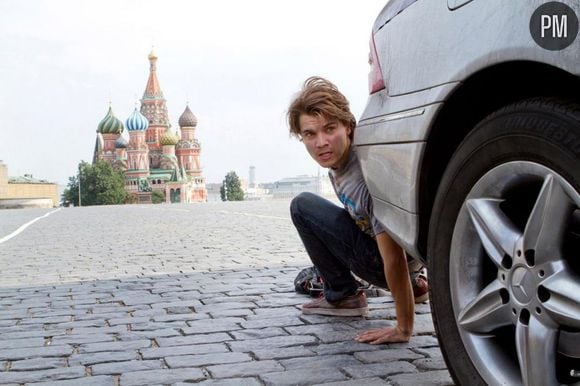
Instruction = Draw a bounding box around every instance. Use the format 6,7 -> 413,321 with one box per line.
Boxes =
120,368 -> 206,385
68,350 -> 140,366
77,339 -> 151,354
354,349 -> 424,363
389,370 -> 455,386
0,201 -> 453,385
227,335 -> 318,352
207,359 -> 284,378
165,352 -> 252,368
342,361 -> 418,378
90,359 -> 164,375
313,377 -> 390,386
182,318 -> 244,334
0,345 -> 73,361
178,378 -> 261,386
251,346 -> 316,360
280,354 -> 362,370
24,376 -> 115,386
0,337 -> 45,350
156,332 -> 232,346
261,368 -> 348,385
140,343 -> 229,359
0,366 -> 85,384
9,357 -> 67,371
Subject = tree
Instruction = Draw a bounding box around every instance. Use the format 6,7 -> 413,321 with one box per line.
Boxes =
151,190 -> 165,204
220,183 -> 226,201
220,171 -> 244,201
62,161 -> 128,206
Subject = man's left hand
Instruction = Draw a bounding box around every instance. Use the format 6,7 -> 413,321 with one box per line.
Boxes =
355,326 -> 411,344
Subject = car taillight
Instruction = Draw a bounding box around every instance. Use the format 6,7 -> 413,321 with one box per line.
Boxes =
368,33 -> 385,94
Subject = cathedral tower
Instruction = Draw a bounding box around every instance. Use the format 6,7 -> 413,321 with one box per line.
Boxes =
140,49 -> 170,168
95,106 -> 123,164
125,107 -> 151,200
176,104 -> 207,202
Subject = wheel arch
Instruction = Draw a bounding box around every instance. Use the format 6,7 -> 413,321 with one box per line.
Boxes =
417,60 -> 580,259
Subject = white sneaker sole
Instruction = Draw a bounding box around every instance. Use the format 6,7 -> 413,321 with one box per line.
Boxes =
414,293 -> 429,304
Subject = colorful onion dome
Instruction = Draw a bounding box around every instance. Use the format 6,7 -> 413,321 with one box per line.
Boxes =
115,135 -> 128,149
126,108 -> 149,131
160,130 -> 179,146
178,105 -> 198,127
97,106 -> 124,134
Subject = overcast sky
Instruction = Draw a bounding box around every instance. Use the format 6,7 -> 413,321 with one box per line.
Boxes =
0,0 -> 386,185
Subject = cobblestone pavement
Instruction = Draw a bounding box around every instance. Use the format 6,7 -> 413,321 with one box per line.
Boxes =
0,200 -> 454,385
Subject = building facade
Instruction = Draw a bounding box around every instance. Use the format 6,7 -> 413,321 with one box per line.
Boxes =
269,173 -> 335,199
0,161 -> 58,209
93,51 -> 207,204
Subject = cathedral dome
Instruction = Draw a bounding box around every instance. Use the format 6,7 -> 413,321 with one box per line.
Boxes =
97,106 -> 124,134
115,135 -> 128,149
160,130 -> 179,146
178,105 -> 198,127
126,108 -> 149,131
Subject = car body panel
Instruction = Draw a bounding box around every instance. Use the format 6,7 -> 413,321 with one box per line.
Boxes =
357,142 -> 425,212
357,142 -> 425,259
355,0 -> 580,259
448,0 -> 475,10
372,0 -> 580,98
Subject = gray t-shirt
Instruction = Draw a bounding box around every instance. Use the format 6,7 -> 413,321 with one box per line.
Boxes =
328,148 -> 386,238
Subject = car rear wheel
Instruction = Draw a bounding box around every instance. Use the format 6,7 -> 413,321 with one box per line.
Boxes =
428,98 -> 580,386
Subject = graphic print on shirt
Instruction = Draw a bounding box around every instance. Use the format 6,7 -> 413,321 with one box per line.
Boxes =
338,192 -> 372,236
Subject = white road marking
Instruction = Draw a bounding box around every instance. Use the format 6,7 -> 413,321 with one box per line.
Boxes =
0,208 -> 62,244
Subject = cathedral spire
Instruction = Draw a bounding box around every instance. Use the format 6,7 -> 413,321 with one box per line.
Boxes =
143,49 -> 163,99
140,50 -> 169,128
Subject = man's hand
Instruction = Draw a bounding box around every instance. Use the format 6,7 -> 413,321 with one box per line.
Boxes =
374,232 -> 415,341
355,326 -> 411,345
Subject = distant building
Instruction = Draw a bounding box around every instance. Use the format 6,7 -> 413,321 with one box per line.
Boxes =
269,173 -> 334,199
249,166 -> 256,188
207,172 -> 337,202
0,161 -> 58,209
93,50 -> 207,204
205,182 -> 223,202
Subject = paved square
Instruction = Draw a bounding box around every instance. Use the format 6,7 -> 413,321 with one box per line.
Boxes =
0,200 -> 453,385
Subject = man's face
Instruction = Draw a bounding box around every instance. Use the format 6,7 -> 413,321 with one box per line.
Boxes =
298,113 -> 352,169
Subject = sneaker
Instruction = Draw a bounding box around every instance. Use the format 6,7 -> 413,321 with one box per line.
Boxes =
412,272 -> 429,304
302,290 -> 368,316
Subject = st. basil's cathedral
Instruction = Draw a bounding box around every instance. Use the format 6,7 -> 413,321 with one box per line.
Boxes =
93,50 -> 207,203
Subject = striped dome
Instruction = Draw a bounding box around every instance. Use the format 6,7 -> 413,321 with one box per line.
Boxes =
126,108 -> 149,131
160,130 -> 179,146
97,106 -> 124,134
178,105 -> 198,127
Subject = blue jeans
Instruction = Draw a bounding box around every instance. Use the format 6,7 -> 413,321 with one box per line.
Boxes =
291,192 -> 394,303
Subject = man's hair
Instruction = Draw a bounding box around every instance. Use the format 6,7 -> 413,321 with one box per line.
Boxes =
287,76 -> 356,140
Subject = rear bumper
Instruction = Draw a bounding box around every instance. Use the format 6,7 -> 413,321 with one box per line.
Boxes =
355,141 -> 425,260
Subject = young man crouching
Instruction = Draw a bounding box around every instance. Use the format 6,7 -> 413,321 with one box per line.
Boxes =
288,76 -> 428,344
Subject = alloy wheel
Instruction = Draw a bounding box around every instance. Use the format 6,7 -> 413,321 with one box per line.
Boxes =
449,161 -> 580,386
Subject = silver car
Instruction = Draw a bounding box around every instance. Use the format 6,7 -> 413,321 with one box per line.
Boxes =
354,1 -> 580,385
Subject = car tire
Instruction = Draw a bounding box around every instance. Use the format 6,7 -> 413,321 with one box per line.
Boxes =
428,98 -> 580,386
